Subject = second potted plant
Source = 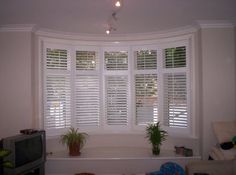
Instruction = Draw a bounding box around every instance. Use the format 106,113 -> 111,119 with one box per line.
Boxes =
146,122 -> 168,155
60,127 -> 87,156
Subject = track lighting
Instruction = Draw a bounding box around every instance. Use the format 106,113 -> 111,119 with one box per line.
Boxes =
106,26 -> 116,35
105,1 -> 123,34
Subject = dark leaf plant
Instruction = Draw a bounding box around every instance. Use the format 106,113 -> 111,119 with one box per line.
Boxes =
0,149 -> 14,169
60,127 -> 88,156
146,122 -> 168,155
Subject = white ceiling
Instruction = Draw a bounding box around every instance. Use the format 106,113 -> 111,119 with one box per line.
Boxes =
0,0 -> 236,35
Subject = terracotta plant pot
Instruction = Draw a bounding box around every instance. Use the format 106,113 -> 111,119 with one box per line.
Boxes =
69,143 -> 81,156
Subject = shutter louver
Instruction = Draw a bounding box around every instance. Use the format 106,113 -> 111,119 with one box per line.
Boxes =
163,73 -> 188,128
135,74 -> 158,125
76,51 -> 98,70
75,75 -> 100,126
45,74 -> 71,129
105,76 -> 128,125
136,50 -> 157,70
105,51 -> 128,70
165,46 -> 186,68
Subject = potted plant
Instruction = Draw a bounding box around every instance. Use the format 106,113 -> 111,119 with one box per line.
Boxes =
146,122 -> 168,155
60,127 -> 88,156
0,149 -> 14,174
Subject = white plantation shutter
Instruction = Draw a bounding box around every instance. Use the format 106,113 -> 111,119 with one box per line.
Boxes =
136,50 -> 157,70
42,40 -> 192,136
105,75 -> 128,126
44,48 -> 71,132
45,75 -> 71,129
75,50 -> 100,127
104,50 -> 129,126
134,50 -> 158,125
76,51 -> 98,70
104,51 -> 128,70
75,75 -> 100,126
163,46 -> 188,129
46,48 -> 70,70
163,73 -> 187,128
165,46 -> 186,68
135,74 -> 158,125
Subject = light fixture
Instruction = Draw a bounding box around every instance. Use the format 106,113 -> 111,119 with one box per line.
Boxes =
106,26 -> 116,35
105,1 -> 123,34
105,12 -> 118,34
106,30 -> 110,34
115,1 -> 121,7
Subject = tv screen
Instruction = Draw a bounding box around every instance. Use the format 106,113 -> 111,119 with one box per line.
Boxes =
15,135 -> 43,167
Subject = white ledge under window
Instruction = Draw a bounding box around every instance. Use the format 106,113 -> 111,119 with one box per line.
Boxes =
47,147 -> 200,160
46,147 -> 201,175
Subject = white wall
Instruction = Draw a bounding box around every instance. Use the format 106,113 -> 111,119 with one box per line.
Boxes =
0,27 -> 235,161
200,27 -> 236,159
0,31 -> 33,138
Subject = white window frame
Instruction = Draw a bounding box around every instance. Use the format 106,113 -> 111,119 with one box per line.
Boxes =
40,35 -> 194,138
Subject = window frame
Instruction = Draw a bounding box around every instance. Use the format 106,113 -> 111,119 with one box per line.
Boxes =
40,35 -> 194,138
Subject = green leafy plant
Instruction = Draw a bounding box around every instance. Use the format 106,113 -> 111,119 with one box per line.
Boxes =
146,122 -> 168,155
0,149 -> 14,169
60,127 -> 88,156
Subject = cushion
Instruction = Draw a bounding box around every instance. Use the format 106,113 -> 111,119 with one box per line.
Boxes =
160,162 -> 185,175
213,121 -> 236,144
220,142 -> 234,150
210,145 -> 236,160
147,162 -> 185,175
186,160 -> 235,175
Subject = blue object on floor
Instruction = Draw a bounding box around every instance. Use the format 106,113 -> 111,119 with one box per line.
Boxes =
160,162 -> 185,175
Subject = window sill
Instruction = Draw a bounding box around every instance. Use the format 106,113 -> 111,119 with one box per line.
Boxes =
46,147 -> 201,174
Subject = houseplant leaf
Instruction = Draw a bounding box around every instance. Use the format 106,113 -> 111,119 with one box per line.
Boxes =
60,127 -> 88,156
146,122 -> 168,155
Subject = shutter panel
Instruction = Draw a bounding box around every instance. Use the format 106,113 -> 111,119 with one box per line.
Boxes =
75,50 -> 100,127
134,49 -> 158,125
76,51 -> 98,70
104,51 -> 128,70
105,75 -> 128,125
44,48 -> 71,132
75,75 -> 100,126
45,74 -> 71,129
135,74 -> 158,125
46,48 -> 69,70
165,46 -> 186,68
163,73 -> 188,128
136,50 -> 157,70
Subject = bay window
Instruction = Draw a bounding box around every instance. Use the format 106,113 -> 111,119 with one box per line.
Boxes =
43,39 -> 191,136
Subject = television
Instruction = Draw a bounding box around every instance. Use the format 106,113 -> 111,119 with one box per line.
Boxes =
0,130 -> 46,175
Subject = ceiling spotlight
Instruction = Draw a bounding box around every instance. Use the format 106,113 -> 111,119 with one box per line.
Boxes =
115,1 -> 121,7
106,26 -> 116,34
106,29 -> 110,34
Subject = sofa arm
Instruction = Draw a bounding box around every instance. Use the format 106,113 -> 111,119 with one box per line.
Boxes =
186,160 -> 235,175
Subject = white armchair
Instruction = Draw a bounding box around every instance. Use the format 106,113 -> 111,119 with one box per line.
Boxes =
209,121 -> 236,160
